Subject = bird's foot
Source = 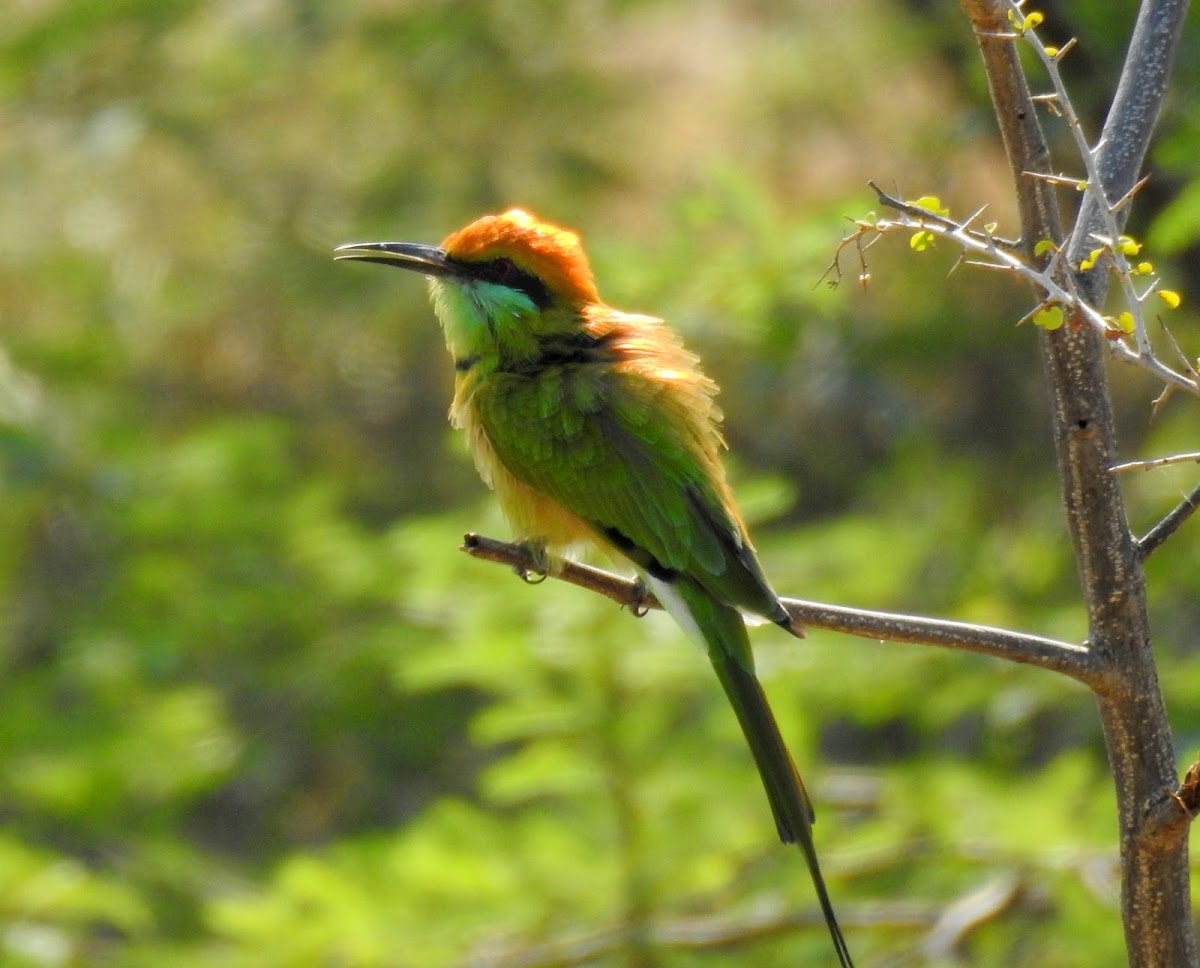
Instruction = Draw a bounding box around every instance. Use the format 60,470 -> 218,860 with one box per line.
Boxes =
514,541 -> 549,585
627,576 -> 650,617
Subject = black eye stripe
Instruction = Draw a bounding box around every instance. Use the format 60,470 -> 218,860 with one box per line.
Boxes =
454,256 -> 554,309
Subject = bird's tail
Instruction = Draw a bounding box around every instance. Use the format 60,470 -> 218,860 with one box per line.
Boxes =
652,575 -> 855,968
712,646 -> 854,967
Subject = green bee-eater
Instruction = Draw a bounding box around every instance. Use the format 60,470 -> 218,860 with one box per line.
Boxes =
336,210 -> 853,966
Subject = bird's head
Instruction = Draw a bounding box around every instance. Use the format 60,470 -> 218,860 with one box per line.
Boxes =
335,210 -> 599,363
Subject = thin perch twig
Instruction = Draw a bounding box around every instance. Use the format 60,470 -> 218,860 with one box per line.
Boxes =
461,534 -> 1097,684
1112,452 -> 1200,472
1137,481 -> 1200,559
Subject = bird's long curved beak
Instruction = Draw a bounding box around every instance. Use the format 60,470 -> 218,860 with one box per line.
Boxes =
333,241 -> 459,277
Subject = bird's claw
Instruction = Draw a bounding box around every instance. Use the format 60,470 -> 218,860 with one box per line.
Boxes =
515,542 -> 549,584
628,576 -> 650,617
517,566 -> 548,585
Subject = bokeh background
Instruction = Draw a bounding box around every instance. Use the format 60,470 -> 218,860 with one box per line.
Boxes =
3,1 -> 1200,965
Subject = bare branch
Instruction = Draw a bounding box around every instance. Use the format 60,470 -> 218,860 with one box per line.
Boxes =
462,533 -> 661,612
922,876 -> 1026,962
461,534 -> 1097,683
784,597 -> 1093,681
468,899 -> 936,968
1136,481 -> 1200,559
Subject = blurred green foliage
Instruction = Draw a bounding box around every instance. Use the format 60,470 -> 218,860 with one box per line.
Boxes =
1,1 -> 1198,965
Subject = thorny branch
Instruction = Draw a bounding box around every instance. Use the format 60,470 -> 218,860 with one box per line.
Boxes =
953,1 -> 1196,966
1112,452 -> 1200,473
822,0 -> 1196,404
824,185 -> 1198,397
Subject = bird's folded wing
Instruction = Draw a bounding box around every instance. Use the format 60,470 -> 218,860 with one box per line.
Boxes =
475,368 -> 784,621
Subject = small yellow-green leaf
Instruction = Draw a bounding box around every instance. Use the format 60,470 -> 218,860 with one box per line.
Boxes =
1075,181 -> 1088,191
1033,239 -> 1058,257
1116,235 -> 1141,255
1023,11 -> 1045,31
1117,311 -> 1135,333
1033,306 -> 1064,330
1045,45 -> 1059,57
910,230 -> 935,252
1159,290 -> 1182,309
911,196 -> 949,216
984,221 -> 998,233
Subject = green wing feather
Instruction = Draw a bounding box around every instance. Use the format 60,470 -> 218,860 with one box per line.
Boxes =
474,364 -> 787,625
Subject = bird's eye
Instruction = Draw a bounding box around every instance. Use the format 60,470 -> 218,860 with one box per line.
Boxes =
478,256 -> 553,309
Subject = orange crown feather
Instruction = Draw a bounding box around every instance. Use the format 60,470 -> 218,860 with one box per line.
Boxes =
441,209 -> 600,306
